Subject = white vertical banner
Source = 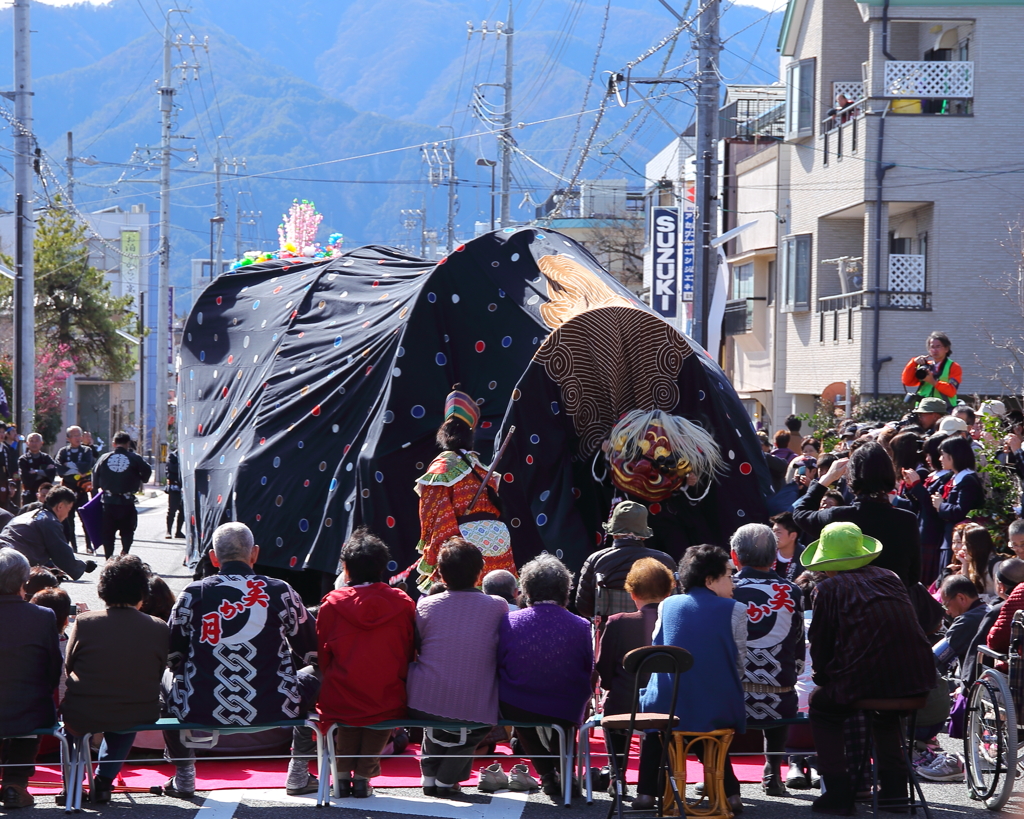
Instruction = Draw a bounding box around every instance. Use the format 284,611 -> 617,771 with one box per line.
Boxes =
120,230 -> 141,315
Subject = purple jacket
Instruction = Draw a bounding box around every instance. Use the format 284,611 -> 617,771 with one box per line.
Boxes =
498,603 -> 593,724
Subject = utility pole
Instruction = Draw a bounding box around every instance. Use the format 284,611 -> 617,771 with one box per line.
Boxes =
65,131 -> 73,204
155,9 -> 203,480
692,0 -> 721,350
401,209 -> 427,258
500,0 -> 513,228
12,0 -> 34,436
235,193 -> 260,259
467,2 -> 513,227
422,142 -> 457,252
211,138 -> 242,276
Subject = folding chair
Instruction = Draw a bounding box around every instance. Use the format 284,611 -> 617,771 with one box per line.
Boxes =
600,645 -> 693,819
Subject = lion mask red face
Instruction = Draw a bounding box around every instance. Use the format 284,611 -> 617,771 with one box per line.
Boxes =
608,417 -> 691,501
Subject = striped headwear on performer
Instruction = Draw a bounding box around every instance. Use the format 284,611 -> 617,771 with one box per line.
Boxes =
445,389 -> 480,429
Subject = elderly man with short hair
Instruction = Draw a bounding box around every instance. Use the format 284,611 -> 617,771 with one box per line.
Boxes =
482,569 -> 519,611
730,523 -> 805,797
56,425 -> 97,553
17,432 -> 57,508
0,486 -> 96,580
0,547 -> 63,808
163,522 -> 318,798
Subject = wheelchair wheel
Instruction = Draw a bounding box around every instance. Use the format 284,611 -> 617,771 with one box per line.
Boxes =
964,669 -> 1017,810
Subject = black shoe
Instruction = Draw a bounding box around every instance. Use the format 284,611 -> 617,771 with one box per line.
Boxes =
286,774 -> 319,796
162,777 -> 195,800
175,531 -> 186,538
351,779 -> 372,799
90,776 -> 113,804
763,775 -> 789,796
435,785 -> 462,798
541,772 -> 561,798
812,791 -> 857,816
335,779 -> 352,798
422,785 -> 437,797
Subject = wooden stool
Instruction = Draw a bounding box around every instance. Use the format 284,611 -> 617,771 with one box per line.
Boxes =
662,729 -> 735,818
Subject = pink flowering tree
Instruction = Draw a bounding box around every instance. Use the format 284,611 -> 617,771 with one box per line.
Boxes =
35,343 -> 80,445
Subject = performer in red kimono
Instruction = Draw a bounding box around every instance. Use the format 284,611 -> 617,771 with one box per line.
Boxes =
414,390 -> 517,592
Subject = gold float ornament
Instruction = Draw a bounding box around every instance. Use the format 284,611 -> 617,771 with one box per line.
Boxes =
607,410 -> 724,502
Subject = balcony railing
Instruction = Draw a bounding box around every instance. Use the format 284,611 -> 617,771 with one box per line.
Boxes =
821,98 -> 864,165
720,98 -> 785,140
817,287 -> 932,315
883,61 -> 973,99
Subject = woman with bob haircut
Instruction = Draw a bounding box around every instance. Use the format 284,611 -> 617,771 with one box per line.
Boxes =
792,441 -> 920,586
932,435 -> 984,577
61,555 -> 169,804
595,558 -> 676,798
634,545 -> 746,813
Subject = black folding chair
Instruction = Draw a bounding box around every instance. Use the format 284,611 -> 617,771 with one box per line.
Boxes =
600,645 -> 693,819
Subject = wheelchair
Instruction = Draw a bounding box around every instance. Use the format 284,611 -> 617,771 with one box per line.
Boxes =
964,609 -> 1024,810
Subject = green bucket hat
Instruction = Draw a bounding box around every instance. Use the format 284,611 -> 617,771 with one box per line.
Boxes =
602,500 -> 654,538
800,521 -> 883,572
915,397 -> 948,415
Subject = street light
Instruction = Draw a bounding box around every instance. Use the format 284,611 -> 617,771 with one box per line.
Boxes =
209,215 -> 226,279
476,158 -> 497,232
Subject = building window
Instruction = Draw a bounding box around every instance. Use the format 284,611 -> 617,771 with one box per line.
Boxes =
767,259 -> 775,306
785,59 -> 815,139
781,234 -> 811,311
731,262 -> 754,300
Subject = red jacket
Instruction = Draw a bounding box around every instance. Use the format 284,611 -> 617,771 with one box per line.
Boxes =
317,583 -> 415,726
987,584 -> 1024,655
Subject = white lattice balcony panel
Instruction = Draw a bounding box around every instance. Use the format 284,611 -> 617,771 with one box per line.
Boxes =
832,81 -> 864,105
883,61 -> 973,99
888,254 -> 925,307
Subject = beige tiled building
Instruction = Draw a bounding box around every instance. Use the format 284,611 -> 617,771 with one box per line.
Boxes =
719,0 -> 1024,426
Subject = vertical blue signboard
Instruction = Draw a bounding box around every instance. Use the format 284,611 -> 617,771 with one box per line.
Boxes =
651,207 -> 678,319
681,202 -> 695,302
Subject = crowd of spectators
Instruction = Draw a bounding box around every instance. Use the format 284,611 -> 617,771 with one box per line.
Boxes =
0,341 -> 1022,814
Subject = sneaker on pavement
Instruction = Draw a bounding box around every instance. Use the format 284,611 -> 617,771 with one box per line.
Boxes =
917,753 -> 964,782
478,763 -> 509,793
786,763 -> 811,790
508,763 -> 539,792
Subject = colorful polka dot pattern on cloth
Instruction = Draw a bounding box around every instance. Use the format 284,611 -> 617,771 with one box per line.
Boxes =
177,230 -> 770,579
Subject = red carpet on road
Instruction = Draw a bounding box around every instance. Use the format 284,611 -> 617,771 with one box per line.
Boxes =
30,738 -> 766,793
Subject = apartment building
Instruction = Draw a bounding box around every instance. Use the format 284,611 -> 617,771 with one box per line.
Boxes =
769,0 -> 1024,421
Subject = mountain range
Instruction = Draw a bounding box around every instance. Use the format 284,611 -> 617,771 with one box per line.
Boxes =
0,0 -> 781,303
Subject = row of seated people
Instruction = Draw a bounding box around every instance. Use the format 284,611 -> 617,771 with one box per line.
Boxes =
2,499 -> 940,818
0,524 -> 594,808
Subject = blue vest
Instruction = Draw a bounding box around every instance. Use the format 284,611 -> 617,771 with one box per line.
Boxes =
640,587 -> 746,733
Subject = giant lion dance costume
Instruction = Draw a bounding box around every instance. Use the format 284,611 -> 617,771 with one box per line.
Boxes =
178,227 -> 770,587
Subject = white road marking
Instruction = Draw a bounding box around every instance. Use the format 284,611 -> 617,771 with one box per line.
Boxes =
235,787 -> 529,818
195,789 -> 247,819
